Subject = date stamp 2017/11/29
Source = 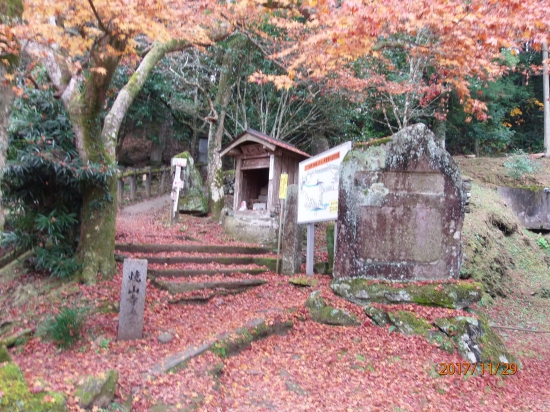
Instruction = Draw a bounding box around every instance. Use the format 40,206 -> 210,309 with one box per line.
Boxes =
438,362 -> 518,376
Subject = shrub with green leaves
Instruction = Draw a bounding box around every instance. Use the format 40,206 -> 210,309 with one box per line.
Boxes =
537,237 -> 550,250
43,305 -> 86,349
2,81 -> 114,278
503,150 -> 542,179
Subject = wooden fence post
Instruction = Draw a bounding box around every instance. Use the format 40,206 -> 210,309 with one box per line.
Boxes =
160,166 -> 166,194
145,167 -> 151,199
117,177 -> 124,205
130,169 -> 137,201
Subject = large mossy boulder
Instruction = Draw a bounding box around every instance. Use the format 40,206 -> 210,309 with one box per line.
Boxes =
0,362 -> 67,411
433,315 -> 518,365
75,369 -> 118,410
364,305 -> 517,365
305,291 -> 360,327
331,278 -> 482,310
173,152 -> 208,216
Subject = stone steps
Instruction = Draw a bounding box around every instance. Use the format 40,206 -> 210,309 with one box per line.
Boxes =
115,243 -> 279,290
115,243 -> 272,255
116,253 -> 278,269
148,267 -> 267,278
153,278 -> 268,294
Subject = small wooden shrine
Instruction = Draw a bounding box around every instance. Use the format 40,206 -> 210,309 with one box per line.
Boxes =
220,129 -> 310,215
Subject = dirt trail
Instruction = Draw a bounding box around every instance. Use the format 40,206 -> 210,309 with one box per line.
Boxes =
118,194 -> 171,216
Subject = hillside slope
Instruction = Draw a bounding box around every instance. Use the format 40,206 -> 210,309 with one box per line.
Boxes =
458,156 -> 550,384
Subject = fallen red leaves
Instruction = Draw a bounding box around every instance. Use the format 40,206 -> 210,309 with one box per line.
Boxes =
2,204 -> 549,411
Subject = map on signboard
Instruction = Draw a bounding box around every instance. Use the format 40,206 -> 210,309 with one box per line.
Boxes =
297,141 -> 352,224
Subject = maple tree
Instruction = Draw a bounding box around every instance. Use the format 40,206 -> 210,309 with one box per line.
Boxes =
15,0 -> 246,283
255,0 -> 550,133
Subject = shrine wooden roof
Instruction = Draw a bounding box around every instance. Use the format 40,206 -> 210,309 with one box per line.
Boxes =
220,129 -> 310,159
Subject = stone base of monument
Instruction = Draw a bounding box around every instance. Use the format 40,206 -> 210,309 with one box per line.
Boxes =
331,277 -> 519,367
223,213 -> 278,248
331,278 -> 483,310
364,304 -> 520,367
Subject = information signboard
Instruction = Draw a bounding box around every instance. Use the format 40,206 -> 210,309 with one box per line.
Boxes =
297,142 -> 352,224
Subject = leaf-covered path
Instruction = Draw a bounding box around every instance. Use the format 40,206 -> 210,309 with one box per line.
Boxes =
2,199 -> 550,411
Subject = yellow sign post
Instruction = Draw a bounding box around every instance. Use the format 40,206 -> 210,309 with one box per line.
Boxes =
276,173 -> 289,273
279,174 -> 288,199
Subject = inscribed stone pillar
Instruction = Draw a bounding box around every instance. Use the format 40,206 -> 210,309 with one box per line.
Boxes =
118,259 -> 148,340
334,124 -> 464,281
282,185 -> 303,275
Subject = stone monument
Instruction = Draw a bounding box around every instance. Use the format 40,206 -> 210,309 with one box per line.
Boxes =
118,259 -> 148,341
334,124 -> 464,281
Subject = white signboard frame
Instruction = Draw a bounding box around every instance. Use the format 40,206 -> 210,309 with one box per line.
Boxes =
297,141 -> 352,224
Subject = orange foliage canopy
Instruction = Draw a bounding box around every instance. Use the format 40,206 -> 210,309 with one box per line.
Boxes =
251,0 -> 550,120
20,0 -> 231,56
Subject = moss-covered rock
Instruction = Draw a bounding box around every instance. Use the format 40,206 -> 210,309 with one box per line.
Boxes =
426,330 -> 456,354
211,318 -> 293,357
434,316 -> 519,366
173,152 -> 208,216
331,278 -> 482,309
305,291 -> 360,327
289,277 -> 318,287
364,306 -> 456,352
365,304 -> 517,364
74,369 -> 118,410
364,305 -> 391,326
0,362 -> 67,411
387,310 -> 432,336
386,311 -> 432,335
252,257 -> 279,272
0,346 -> 12,363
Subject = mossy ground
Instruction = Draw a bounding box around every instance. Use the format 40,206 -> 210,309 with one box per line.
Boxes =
288,276 -> 318,287
461,183 -> 550,302
0,362 -> 66,412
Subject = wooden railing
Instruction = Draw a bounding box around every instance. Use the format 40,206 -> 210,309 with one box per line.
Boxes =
117,166 -> 171,204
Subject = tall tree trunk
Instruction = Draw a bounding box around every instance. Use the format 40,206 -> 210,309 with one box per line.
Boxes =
72,103 -> 119,283
0,0 -> 23,232
207,46 -> 236,219
78,176 -> 117,283
433,94 -> 447,149
433,117 -> 446,149
33,28 -> 234,284
543,40 -> 549,157
0,67 -> 15,232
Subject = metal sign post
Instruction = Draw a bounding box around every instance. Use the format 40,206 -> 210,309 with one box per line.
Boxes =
170,158 -> 187,225
306,223 -> 315,276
